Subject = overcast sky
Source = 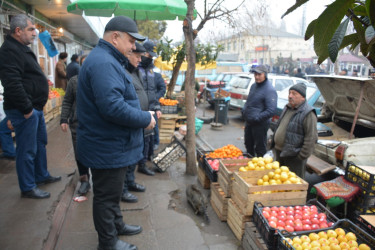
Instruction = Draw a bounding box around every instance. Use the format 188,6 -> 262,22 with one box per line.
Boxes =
163,0 -> 328,43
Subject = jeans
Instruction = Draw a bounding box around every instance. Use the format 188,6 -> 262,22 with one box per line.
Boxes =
122,164 -> 136,193
5,109 -> 50,192
91,167 -> 127,247
244,122 -> 269,157
139,135 -> 153,165
0,118 -> 16,157
70,123 -> 90,178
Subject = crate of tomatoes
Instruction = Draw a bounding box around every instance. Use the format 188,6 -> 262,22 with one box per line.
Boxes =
252,199 -> 339,249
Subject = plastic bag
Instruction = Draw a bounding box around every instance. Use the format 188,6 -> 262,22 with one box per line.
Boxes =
263,150 -> 274,159
195,118 -> 204,134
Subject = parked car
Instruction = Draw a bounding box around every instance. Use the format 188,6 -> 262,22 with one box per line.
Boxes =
269,82 -> 325,131
309,76 -> 375,170
229,74 -> 310,109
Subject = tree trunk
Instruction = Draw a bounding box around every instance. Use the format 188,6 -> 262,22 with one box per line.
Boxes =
183,0 -> 197,175
166,59 -> 183,98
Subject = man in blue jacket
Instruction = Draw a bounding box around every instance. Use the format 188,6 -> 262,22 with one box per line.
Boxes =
242,65 -> 277,157
76,16 -> 155,250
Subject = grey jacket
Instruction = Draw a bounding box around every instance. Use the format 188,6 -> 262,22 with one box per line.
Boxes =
60,75 -> 78,126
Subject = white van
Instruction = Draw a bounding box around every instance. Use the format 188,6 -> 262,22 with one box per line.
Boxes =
228,74 -> 310,109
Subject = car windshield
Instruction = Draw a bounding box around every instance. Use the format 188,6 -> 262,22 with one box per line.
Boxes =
278,85 -> 317,101
273,79 -> 294,91
230,75 -> 252,89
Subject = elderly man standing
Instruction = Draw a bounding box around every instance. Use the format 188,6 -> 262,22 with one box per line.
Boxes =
242,65 -> 277,157
0,14 -> 61,199
77,16 -> 155,250
272,83 -> 318,179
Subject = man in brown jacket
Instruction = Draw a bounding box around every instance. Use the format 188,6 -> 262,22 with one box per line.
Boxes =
272,83 -> 318,179
55,52 -> 68,90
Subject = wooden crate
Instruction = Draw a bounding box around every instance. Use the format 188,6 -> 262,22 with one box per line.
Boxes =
242,222 -> 267,250
197,165 -> 210,189
231,172 -> 308,216
44,111 -> 53,123
218,158 -> 269,197
210,182 -> 229,221
159,117 -> 176,143
227,199 -> 252,241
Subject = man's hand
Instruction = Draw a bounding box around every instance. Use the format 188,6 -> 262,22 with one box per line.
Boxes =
156,110 -> 162,119
146,111 -> 156,130
24,110 -> 33,119
61,123 -> 69,132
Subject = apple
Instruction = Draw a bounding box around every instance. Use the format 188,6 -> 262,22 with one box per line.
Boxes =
271,206 -> 279,212
311,218 -> 320,225
263,207 -> 271,212
277,220 -> 286,227
286,206 -> 294,211
271,211 -> 278,217
294,219 -> 302,225
286,210 -> 294,216
319,222 -> 328,229
277,215 -> 286,221
285,220 -> 294,227
303,224 -> 311,231
268,216 -> 277,222
269,220 -> 277,228
279,206 -> 286,212
318,213 -> 326,219
286,215 -> 294,221
311,224 -> 320,230
302,213 -> 311,220
328,222 -> 334,227
294,223 -> 303,231
294,210 -> 302,215
285,225 -> 294,232
262,211 -> 270,219
302,219 -> 312,225
318,217 -> 326,223
294,214 -> 303,220
295,206 -> 302,210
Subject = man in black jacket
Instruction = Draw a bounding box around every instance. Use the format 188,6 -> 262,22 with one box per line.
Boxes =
66,53 -> 80,81
242,65 -> 277,157
0,14 -> 61,199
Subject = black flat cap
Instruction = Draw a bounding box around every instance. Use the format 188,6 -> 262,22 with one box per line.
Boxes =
252,65 -> 268,74
105,16 -> 145,41
133,42 -> 146,53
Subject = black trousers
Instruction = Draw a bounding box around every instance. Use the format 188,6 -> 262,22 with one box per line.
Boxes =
244,122 -> 269,157
91,167 -> 127,247
274,149 -> 307,179
70,123 -> 90,178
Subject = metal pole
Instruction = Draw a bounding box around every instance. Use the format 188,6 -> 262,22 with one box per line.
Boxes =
349,81 -> 365,139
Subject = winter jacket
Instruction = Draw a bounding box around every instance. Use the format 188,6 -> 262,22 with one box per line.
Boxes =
66,61 -> 80,81
0,35 -> 48,114
155,72 -> 166,99
60,75 -> 78,126
55,59 -> 67,90
138,66 -> 163,111
76,39 -> 151,169
274,101 -> 317,159
125,64 -> 153,137
242,78 -> 277,125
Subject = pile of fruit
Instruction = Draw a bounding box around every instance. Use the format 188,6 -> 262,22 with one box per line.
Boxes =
283,228 -> 371,250
238,156 -> 279,172
205,144 -> 242,158
256,165 -> 303,186
159,98 -> 178,106
262,205 -> 333,232
48,88 -> 65,99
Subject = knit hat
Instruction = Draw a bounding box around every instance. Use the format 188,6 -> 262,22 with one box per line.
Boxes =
289,83 -> 306,98
105,16 -> 145,41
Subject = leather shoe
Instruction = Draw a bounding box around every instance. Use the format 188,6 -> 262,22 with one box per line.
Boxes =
97,239 -> 137,250
121,192 -> 138,203
21,188 -> 50,199
137,165 -> 155,176
36,175 -> 62,186
78,181 -> 91,195
117,224 -> 142,236
128,183 -> 145,192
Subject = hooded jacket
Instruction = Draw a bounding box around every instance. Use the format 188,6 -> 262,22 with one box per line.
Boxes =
76,39 -> 151,169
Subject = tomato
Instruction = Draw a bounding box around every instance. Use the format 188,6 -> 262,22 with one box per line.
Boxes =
262,211 -> 270,219
302,219 -> 311,225
311,224 -> 320,230
303,224 -> 312,231
269,220 -> 277,228
285,225 -> 294,232
277,220 -> 286,227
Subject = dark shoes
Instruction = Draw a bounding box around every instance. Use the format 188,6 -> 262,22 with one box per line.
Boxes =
78,181 -> 91,195
128,183 -> 145,192
0,154 -> 15,161
36,175 -> 62,186
21,187 -> 50,199
137,164 -> 155,176
121,192 -> 138,203
98,240 -> 137,250
118,224 -> 142,236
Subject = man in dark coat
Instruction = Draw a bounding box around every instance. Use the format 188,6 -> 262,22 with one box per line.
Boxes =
0,14 -> 61,199
242,65 -> 277,157
76,16 -> 155,250
66,53 -> 80,81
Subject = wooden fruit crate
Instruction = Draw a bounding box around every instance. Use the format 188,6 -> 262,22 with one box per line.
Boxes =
227,199 -> 252,241
197,165 -> 210,189
242,222 -> 267,250
218,158 -> 268,197
210,182 -> 229,221
231,172 -> 308,216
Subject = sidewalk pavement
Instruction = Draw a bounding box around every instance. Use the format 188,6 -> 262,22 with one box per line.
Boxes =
0,105 -> 243,250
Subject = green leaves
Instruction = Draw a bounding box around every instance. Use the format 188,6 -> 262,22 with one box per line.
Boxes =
329,18 -> 350,62
366,0 -> 375,27
281,0 -> 309,19
304,19 -> 316,41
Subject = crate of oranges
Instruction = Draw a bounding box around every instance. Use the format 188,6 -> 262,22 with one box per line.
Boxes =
231,162 -> 308,216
